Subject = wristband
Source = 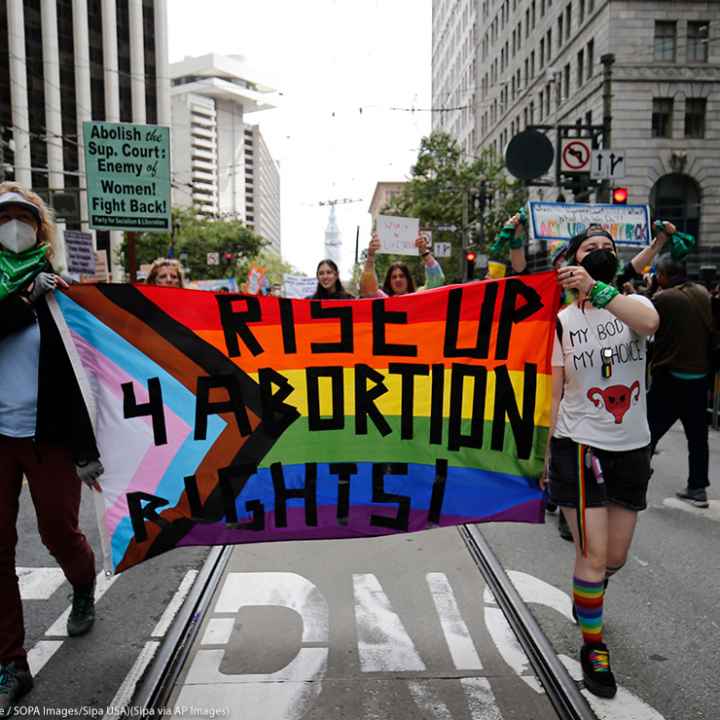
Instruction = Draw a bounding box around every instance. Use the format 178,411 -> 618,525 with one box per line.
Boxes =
589,281 -> 619,309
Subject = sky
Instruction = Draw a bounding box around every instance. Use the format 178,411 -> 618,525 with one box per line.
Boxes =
167,0 -> 432,278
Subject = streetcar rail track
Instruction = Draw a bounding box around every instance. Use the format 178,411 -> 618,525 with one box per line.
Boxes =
134,528 -> 597,719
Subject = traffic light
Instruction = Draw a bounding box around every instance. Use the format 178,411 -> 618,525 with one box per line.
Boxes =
611,187 -> 629,205
464,250 -> 477,281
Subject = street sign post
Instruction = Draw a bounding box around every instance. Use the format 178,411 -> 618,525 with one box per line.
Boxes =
591,149 -> 626,180
82,121 -> 171,232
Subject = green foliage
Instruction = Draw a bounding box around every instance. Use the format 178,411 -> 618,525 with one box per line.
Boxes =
382,131 -> 528,277
118,207 -> 267,281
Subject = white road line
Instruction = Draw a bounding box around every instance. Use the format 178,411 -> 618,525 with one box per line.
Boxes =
201,617 -> 235,645
427,572 -> 484,670
353,573 -> 426,672
663,497 -> 720,521
17,567 -> 66,600
26,640 -> 64,676
45,570 -> 119,637
151,570 -> 198,637
215,572 -> 328,643
407,680 -> 455,719
461,677 -> 504,720
108,641 -> 160,711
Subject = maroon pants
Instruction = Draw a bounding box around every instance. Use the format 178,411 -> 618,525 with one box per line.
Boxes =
0,435 -> 95,667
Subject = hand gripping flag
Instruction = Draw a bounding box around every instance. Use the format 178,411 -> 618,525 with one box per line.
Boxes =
50,273 -> 560,573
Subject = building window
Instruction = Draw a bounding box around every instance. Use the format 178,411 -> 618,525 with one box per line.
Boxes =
558,15 -> 563,47
541,0 -> 546,16
687,22 -> 709,63
579,0 -> 585,24
530,101 -> 535,124
589,0 -> 594,11
546,84 -> 551,116
565,4 -> 572,40
563,63 -> 570,100
531,50 -> 535,78
587,39 -> 594,80
577,49 -> 584,87
531,0 -> 536,28
652,98 -> 673,138
540,38 -> 545,68
654,21 -> 676,62
547,29 -> 552,62
526,8 -> 530,37
539,90 -> 544,119
685,98 -> 707,138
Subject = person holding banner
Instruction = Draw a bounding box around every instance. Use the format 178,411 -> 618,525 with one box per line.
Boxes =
360,233 -> 444,297
146,257 -> 184,287
544,225 -> 659,699
308,258 -> 354,299
0,184 -> 104,715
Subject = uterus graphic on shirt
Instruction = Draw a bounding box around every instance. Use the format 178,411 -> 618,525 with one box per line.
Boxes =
587,381 -> 641,424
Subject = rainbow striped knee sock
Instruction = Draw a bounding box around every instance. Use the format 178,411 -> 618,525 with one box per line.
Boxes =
573,576 -> 605,645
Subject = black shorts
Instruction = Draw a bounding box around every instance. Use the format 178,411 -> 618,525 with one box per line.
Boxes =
548,436 -> 651,512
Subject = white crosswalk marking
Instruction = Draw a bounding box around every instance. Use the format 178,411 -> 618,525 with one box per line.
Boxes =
17,567 -> 66,600
427,572 -> 484,670
353,573 -> 426,672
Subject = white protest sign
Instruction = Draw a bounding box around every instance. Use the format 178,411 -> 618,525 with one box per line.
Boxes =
64,230 -> 96,274
282,274 -> 318,299
433,241 -> 452,258
528,201 -> 651,246
376,215 -> 420,255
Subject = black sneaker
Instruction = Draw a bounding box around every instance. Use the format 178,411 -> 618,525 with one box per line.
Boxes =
580,643 -> 617,699
67,582 -> 96,637
676,488 -> 709,509
0,662 -> 33,717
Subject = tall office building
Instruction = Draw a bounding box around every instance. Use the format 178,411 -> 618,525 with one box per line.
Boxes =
431,0 -> 478,157
0,0 -> 170,275
433,0 -> 720,269
170,53 -> 281,255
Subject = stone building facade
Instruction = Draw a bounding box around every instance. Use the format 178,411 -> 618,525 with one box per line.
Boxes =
433,0 -> 720,272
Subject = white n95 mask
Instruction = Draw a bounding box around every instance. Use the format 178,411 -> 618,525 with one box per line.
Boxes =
0,219 -> 37,254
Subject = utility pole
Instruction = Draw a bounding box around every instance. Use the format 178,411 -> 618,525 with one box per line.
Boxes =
599,53 -> 615,203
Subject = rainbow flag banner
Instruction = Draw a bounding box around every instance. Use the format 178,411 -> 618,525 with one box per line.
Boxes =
51,273 -> 560,573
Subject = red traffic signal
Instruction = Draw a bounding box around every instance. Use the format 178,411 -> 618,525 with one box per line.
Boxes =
465,250 -> 477,263
611,187 -> 629,205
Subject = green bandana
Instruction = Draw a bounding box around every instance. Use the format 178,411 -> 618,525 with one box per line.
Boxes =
0,245 -> 48,301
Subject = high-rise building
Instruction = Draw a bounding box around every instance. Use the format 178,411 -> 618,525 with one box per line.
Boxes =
0,0 -> 170,275
431,0 -> 478,157
368,181 -> 407,227
433,0 -> 720,269
170,53 -> 281,255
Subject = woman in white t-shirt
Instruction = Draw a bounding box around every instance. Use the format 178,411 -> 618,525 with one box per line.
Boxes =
543,226 -> 659,699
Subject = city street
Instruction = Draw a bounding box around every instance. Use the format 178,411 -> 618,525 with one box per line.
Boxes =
14,421 -> 718,718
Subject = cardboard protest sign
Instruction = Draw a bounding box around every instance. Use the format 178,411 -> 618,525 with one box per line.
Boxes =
377,215 -> 420,255
64,230 -> 96,274
528,202 -> 651,246
52,275 -> 559,572
83,121 -> 171,232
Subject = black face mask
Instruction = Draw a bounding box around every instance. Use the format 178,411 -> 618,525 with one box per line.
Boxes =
580,249 -> 618,283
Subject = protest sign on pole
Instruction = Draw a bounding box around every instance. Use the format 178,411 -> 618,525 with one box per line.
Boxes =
64,230 -> 96,274
376,215 -> 420,255
528,201 -> 651,246
83,121 -> 171,232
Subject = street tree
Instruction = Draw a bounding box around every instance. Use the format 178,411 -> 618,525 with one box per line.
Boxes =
119,207 -> 267,281
379,131 -> 527,281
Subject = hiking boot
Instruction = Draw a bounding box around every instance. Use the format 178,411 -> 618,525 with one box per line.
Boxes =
67,582 -> 96,637
558,513 -> 573,542
0,662 -> 33,717
676,488 -> 709,509
580,642 -> 617,699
